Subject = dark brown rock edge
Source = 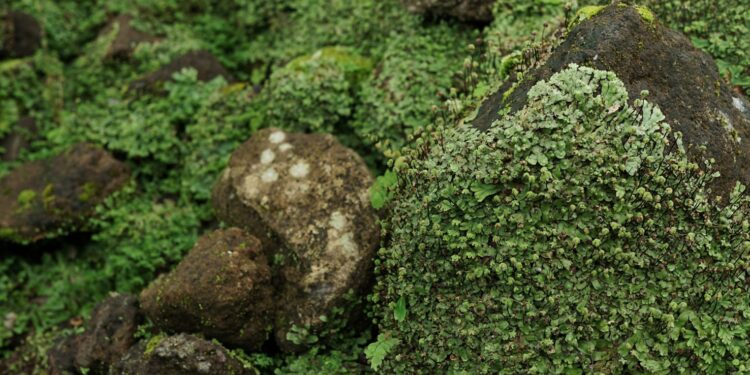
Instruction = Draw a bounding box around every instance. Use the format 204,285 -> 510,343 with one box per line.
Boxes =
139,228 -> 274,352
0,142 -> 131,243
473,4 -> 750,198
128,50 -> 233,94
0,11 -> 41,59
48,294 -> 143,374
400,0 -> 495,23
110,333 -> 250,375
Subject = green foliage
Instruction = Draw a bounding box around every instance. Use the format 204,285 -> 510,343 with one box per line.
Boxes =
259,47 -> 372,137
276,332 -> 371,375
374,65 -> 750,373
370,171 -> 398,209
353,25 -> 472,158
364,333 -> 400,371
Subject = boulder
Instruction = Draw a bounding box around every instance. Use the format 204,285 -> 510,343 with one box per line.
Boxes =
1,116 -> 37,162
0,11 -> 42,59
473,4 -> 750,198
128,50 -> 233,94
100,15 -> 156,60
212,128 -> 379,352
139,228 -> 274,352
110,333 -> 250,375
48,293 -> 142,374
0,142 -> 130,243
400,0 -> 495,23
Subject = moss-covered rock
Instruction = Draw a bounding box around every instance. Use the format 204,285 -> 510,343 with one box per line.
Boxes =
475,4 -> 750,199
140,228 -> 274,352
128,50 -> 233,94
374,64 -> 750,373
0,143 -> 130,243
110,333 -> 252,375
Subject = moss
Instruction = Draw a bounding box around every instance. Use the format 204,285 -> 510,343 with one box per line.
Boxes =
144,333 -> 166,357
42,183 -> 55,210
570,5 -> 606,27
375,64 -> 750,373
634,5 -> 656,23
16,189 -> 37,210
78,182 -> 98,202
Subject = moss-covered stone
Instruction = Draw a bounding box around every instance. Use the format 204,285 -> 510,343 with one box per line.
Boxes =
375,64 -> 750,373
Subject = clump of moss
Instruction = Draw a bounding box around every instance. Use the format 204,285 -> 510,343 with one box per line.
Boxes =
353,25 -> 472,160
259,46 -> 372,137
374,65 -> 750,373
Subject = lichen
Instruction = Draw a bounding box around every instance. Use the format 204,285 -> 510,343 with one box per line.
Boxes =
635,5 -> 656,23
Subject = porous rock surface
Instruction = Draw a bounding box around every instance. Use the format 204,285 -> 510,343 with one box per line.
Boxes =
140,228 -> 274,352
212,128 -> 379,352
400,0 -> 495,23
0,142 -> 130,243
110,333 -> 250,375
48,293 -> 142,374
474,4 -> 750,198
100,15 -> 156,60
0,11 -> 42,59
128,50 -> 233,94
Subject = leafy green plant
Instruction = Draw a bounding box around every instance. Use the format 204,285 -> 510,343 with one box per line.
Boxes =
374,64 -> 750,373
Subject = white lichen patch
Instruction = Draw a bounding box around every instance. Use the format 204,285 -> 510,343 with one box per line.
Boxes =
269,131 -> 286,144
261,168 -> 279,183
279,143 -> 293,152
289,161 -> 310,178
719,111 -> 742,144
734,97 -> 748,113
241,175 -> 260,199
285,182 -> 310,199
327,232 -> 358,256
260,149 -> 275,164
329,211 -> 348,231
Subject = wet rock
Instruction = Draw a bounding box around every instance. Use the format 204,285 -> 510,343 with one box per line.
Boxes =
474,4 -> 750,198
128,50 -> 233,94
212,128 -> 379,352
48,293 -> 142,374
0,142 -> 130,243
0,11 -> 42,59
100,15 -> 156,60
110,333 -> 251,375
1,116 -> 37,162
140,228 -> 274,352
400,0 -> 495,23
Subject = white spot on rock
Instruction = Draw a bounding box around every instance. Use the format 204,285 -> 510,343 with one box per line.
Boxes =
290,161 -> 310,178
279,143 -> 293,152
327,232 -> 358,256
261,168 -> 279,183
269,131 -> 286,144
734,97 -> 747,113
329,211 -> 348,231
241,175 -> 259,198
260,149 -> 275,164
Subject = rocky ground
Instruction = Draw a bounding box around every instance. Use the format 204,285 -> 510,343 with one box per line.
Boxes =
1,0 -> 749,374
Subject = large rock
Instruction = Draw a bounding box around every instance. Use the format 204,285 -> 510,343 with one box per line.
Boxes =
400,0 -> 495,23
212,128 -> 379,352
110,333 -> 251,375
1,116 -> 36,162
140,228 -> 274,352
100,15 -> 156,60
128,50 -> 233,94
474,4 -> 750,198
48,293 -> 142,374
0,143 -> 130,243
0,11 -> 42,59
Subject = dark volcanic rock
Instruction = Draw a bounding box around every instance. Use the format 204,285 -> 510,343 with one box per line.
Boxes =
400,0 -> 495,23
100,15 -> 156,60
473,4 -> 750,198
128,50 -> 233,94
212,128 -> 379,352
48,294 -> 142,374
0,142 -> 130,243
0,11 -> 42,59
110,333 -> 250,375
140,228 -> 274,351
1,116 -> 37,162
